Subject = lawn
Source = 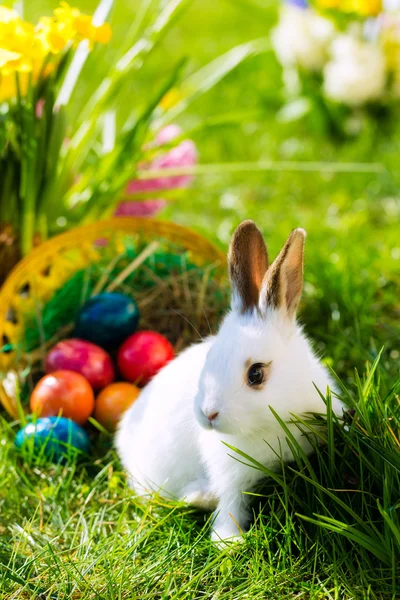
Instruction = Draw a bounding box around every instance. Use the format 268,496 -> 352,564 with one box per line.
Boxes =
1,0 -> 400,598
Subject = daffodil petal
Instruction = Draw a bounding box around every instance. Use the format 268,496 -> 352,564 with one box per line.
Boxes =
0,48 -> 22,68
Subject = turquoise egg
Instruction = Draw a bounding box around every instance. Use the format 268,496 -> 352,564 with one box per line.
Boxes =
15,417 -> 90,462
75,292 -> 140,349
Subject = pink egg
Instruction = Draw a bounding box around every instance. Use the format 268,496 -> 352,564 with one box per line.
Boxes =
46,339 -> 115,391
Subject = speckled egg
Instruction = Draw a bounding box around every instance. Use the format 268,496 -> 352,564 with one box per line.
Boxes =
75,293 -> 140,349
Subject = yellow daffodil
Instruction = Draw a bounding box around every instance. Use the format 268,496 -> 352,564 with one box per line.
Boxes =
53,2 -> 111,46
0,72 -> 30,102
316,0 -> 341,9
94,23 -> 112,44
0,6 -> 19,24
0,48 -> 20,68
0,2 -> 111,102
160,88 -> 183,110
349,0 -> 382,16
36,15 -> 74,54
316,0 -> 382,16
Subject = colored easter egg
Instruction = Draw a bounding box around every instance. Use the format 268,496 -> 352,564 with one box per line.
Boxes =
117,331 -> 174,385
15,416 -> 90,462
75,293 -> 140,349
46,338 -> 115,391
30,370 -> 95,425
94,382 -> 140,431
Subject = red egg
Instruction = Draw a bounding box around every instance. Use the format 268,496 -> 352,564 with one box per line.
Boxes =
46,339 -> 115,391
117,331 -> 174,385
30,370 -> 95,425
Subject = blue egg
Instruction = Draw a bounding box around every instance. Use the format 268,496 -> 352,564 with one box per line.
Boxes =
15,417 -> 90,462
75,292 -> 140,349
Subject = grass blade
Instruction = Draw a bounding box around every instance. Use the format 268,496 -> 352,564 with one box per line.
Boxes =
298,514 -> 391,564
158,38 -> 271,125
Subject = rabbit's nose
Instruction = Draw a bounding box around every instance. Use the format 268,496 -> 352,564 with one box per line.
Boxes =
207,411 -> 219,422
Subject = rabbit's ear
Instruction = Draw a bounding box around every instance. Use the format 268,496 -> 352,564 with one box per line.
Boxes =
260,228 -> 306,320
228,220 -> 269,314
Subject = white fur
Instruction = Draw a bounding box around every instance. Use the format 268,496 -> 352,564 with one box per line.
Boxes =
116,229 -> 345,543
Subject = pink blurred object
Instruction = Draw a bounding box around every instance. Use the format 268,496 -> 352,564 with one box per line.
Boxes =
94,237 -> 109,247
36,99 -> 45,119
115,125 -> 197,218
125,140 -> 197,194
155,124 -> 182,145
115,199 -> 167,217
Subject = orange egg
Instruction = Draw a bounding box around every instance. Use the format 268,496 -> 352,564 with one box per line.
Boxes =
94,382 -> 140,431
30,370 -> 95,426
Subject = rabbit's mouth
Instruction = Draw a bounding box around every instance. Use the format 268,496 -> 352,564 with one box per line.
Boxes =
195,407 -> 234,434
197,411 -> 215,430
195,402 -> 221,430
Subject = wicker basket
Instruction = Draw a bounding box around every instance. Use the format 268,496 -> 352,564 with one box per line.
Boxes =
0,217 -> 227,418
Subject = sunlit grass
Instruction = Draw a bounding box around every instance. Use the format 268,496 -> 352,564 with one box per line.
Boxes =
1,357 -> 399,598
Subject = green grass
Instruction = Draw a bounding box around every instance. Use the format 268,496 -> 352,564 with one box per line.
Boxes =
1,362 -> 399,598
1,0 -> 400,597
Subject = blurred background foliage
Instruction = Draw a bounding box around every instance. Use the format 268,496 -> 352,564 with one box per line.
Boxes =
25,0 -> 400,385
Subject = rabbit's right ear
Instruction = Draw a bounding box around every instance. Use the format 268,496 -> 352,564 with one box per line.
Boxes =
260,228 -> 306,320
228,220 -> 269,314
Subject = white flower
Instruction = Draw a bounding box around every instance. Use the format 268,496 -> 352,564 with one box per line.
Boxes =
383,0 -> 400,10
272,5 -> 334,71
323,35 -> 386,106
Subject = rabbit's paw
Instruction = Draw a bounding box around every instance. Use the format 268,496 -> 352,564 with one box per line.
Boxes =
186,491 -> 219,511
210,526 -> 245,549
182,481 -> 219,511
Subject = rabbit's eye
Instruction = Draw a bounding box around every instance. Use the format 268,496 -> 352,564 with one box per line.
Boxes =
247,362 -> 269,388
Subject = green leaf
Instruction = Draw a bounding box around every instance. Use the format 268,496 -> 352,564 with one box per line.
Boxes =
298,513 -> 391,564
290,467 -> 385,541
66,0 -> 192,165
76,59 -> 187,223
362,347 -> 384,398
158,38 -> 271,126
137,159 -> 385,182
377,501 -> 400,551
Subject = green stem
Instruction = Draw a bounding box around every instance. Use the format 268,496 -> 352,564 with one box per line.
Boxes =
0,160 -> 16,223
36,211 -> 48,241
20,208 -> 35,255
16,72 -> 37,255
60,0 -> 191,183
138,160 -> 385,178
20,156 -> 37,255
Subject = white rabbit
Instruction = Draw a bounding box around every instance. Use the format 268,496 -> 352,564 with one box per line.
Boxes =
116,221 -> 344,543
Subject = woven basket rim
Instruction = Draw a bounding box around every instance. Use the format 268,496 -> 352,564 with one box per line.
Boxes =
0,217 -> 226,293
